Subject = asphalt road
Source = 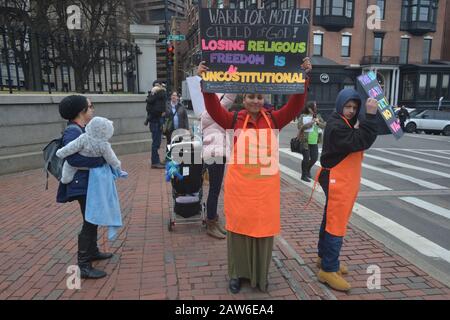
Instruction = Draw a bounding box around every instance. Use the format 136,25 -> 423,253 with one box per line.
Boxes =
279,122 -> 450,284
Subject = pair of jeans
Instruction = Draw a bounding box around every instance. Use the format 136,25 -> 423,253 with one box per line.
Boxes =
205,160 -> 226,220
301,144 -> 319,176
149,119 -> 162,164
317,170 -> 343,272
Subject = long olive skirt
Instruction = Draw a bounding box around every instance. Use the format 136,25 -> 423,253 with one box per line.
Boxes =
227,231 -> 274,292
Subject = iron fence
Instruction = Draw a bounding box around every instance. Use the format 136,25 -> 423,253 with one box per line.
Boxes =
0,27 -> 141,94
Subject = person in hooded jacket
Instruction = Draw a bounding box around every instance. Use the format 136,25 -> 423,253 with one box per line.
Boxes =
316,89 -> 379,292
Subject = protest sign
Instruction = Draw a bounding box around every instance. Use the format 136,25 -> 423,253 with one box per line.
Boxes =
357,71 -> 404,139
199,8 -> 310,94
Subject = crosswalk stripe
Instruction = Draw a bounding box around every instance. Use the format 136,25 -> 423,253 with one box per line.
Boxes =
364,154 -> 450,178
279,149 -> 392,191
373,149 -> 450,168
352,203 -> 450,262
405,149 -> 450,160
278,164 -> 450,263
399,197 -> 450,220
279,148 -> 446,190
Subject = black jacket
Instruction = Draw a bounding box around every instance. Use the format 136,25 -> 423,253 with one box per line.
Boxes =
320,89 -> 378,169
146,89 -> 167,120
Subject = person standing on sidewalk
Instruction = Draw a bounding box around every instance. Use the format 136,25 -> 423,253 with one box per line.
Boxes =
199,58 -> 311,294
56,95 -> 112,279
316,89 -> 379,291
397,105 -> 410,131
201,88 -> 237,240
146,81 -> 167,169
164,91 -> 189,142
297,101 -> 326,182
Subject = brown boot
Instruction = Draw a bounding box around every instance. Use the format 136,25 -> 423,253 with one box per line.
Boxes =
317,269 -> 351,292
206,219 -> 226,239
316,257 -> 348,275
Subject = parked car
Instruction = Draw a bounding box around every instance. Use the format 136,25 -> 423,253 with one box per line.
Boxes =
404,110 -> 450,136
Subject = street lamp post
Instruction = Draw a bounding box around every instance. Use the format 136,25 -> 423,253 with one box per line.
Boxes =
165,0 -> 171,91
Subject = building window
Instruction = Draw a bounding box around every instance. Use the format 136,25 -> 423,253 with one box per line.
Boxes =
423,38 -> 432,64
418,74 -> 427,100
377,0 -> 385,20
442,75 -> 449,99
401,0 -> 438,23
341,35 -> 351,57
402,74 -> 415,100
373,33 -> 384,59
400,38 -> 409,64
429,74 -> 438,100
313,34 -> 323,56
315,0 -> 353,17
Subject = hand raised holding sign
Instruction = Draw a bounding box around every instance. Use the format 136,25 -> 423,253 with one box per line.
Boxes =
197,61 -> 209,77
366,98 -> 378,115
301,57 -> 312,74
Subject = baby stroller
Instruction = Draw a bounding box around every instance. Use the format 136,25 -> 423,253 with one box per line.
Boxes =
165,129 -> 206,231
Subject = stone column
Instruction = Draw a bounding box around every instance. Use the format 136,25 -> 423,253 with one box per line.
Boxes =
130,25 -> 160,93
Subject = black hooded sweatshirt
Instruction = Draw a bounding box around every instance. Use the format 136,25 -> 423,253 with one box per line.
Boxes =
320,88 -> 378,169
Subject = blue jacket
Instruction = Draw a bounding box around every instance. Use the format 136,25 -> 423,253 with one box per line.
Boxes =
56,122 -> 105,203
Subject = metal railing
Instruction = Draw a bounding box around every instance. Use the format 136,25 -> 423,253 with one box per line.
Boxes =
0,27 -> 141,94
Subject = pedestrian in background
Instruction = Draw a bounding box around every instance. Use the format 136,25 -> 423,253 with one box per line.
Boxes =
297,101 -> 326,182
164,91 -> 189,142
146,81 -> 167,169
201,88 -> 237,240
397,105 -> 410,131
199,58 -> 311,294
56,95 -> 112,279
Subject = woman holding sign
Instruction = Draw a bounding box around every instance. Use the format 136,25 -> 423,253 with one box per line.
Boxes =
199,58 -> 311,294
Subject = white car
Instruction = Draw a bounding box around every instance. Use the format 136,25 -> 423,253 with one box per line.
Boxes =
404,110 -> 450,136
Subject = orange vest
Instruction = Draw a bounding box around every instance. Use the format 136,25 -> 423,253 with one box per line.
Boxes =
323,115 -> 363,237
224,111 -> 280,238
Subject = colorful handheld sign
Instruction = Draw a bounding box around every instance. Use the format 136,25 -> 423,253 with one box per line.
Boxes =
199,8 -> 310,94
357,71 -> 404,140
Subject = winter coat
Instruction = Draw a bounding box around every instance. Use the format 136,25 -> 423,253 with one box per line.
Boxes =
56,122 -> 105,203
165,102 -> 189,132
201,93 -> 236,161
146,87 -> 167,120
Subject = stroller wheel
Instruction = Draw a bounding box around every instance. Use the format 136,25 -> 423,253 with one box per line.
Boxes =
168,220 -> 174,232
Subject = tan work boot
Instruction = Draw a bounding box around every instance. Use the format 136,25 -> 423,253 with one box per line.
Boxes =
212,216 -> 227,235
316,257 -> 348,275
206,219 -> 226,239
317,269 -> 351,292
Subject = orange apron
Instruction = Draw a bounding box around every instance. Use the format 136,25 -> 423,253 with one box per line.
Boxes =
224,110 -> 280,238
324,116 -> 363,237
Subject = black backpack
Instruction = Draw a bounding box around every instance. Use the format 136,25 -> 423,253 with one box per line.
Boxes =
43,124 -> 81,189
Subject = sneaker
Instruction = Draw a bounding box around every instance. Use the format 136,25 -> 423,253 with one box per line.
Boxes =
301,175 -> 311,182
151,163 -> 165,169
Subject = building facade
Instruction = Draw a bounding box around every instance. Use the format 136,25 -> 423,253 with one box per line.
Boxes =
133,0 -> 187,88
179,0 -> 450,114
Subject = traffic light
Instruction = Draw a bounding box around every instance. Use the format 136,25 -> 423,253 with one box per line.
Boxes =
167,43 -> 175,66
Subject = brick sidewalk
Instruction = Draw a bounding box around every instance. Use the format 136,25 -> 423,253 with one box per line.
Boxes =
0,152 -> 449,300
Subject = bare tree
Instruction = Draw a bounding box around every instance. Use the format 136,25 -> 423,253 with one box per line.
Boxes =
0,0 -> 137,92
